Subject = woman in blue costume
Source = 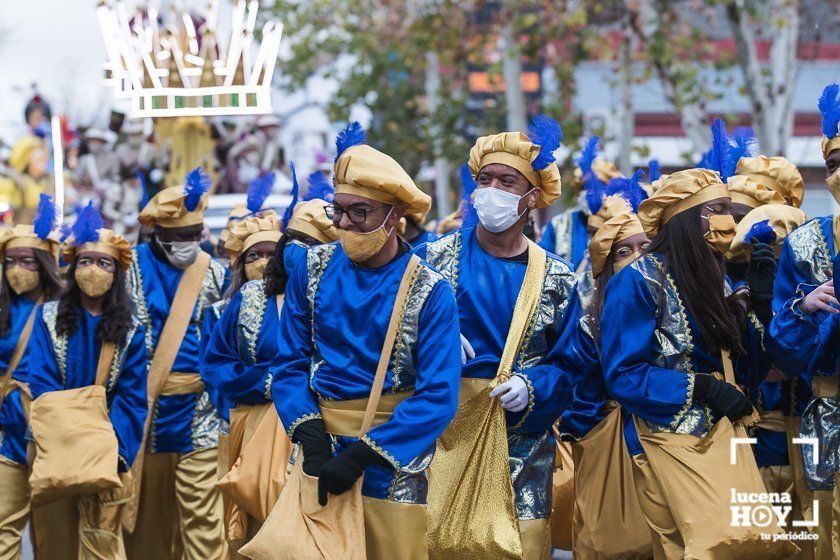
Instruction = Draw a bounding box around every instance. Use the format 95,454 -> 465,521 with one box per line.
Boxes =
767,83 -> 840,558
600,168 -> 767,558
0,194 -> 62,559
27,204 -> 147,560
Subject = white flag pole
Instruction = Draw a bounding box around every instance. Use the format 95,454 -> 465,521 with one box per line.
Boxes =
50,115 -> 64,225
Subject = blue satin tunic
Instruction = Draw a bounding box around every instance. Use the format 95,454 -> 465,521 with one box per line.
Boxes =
0,295 -> 38,465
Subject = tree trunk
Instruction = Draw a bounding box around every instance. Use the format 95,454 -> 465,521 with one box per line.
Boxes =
425,50 -> 451,216
501,18 -> 527,133
617,27 -> 635,175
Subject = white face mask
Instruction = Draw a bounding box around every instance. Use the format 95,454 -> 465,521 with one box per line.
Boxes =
474,187 -> 532,233
159,239 -> 201,269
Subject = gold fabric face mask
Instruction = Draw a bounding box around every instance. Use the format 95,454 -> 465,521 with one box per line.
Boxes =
338,208 -> 394,263
826,169 -> 840,204
245,257 -> 269,281
75,265 -> 114,298
704,214 -> 737,254
6,266 -> 39,295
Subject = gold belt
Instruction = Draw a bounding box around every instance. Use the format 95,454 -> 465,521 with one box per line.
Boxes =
160,373 -> 205,396
755,410 -> 786,433
318,391 -> 412,437
812,374 -> 839,399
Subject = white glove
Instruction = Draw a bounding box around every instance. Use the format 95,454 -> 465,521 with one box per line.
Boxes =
460,334 -> 475,365
489,375 -> 529,412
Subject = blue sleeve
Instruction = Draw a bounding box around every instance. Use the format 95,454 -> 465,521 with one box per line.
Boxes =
772,237 -> 812,316
270,258 -> 320,438
539,220 -> 556,252
600,267 -> 692,426
558,318 -> 607,440
361,279 -> 461,469
510,280 -> 594,434
109,324 -> 149,471
27,310 -> 62,399
202,292 -> 272,423
411,243 -> 428,260
735,315 -> 773,389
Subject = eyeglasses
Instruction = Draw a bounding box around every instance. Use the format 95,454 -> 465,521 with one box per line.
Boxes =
324,203 -> 386,224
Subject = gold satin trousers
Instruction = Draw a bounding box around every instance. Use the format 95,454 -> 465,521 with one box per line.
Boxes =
0,459 -> 28,560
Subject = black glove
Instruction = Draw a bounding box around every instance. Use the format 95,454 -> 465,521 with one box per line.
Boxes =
747,241 -> 777,327
692,374 -> 754,422
294,419 -> 332,477
317,440 -> 385,506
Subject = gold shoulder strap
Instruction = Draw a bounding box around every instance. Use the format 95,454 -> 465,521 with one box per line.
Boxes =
0,301 -> 41,409
359,254 -> 421,437
146,251 -> 212,404
494,240 -> 547,385
95,341 -> 118,387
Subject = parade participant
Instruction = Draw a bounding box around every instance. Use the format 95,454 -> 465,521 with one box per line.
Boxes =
766,83 -> 840,559
400,210 -> 436,248
420,116 -> 589,560
539,136 -> 621,269
570,205 -> 653,559
435,164 -> 478,236
0,195 -> 62,559
124,167 -> 228,560
5,134 -> 53,224
601,168 -> 795,559
736,155 -> 805,209
27,203 -> 146,560
265,123 -> 461,560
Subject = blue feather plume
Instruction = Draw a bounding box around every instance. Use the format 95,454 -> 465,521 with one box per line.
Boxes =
578,137 -> 600,176
282,163 -> 300,232
335,122 -> 366,161
648,159 -> 660,182
704,118 -> 732,181
304,172 -> 334,203
746,219 -> 777,245
70,202 -> 103,245
33,194 -> 57,240
59,223 -> 72,243
819,83 -> 840,138
184,167 -> 211,212
459,164 -> 478,228
606,169 -> 648,213
729,127 -> 757,177
584,174 -> 606,215
529,114 -> 563,171
137,170 -> 151,209
247,172 -> 275,213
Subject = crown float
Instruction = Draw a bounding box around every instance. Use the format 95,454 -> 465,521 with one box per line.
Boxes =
97,0 -> 282,118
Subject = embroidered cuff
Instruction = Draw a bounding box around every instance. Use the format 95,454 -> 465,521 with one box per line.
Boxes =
789,284 -> 820,324
508,372 -> 535,431
360,434 -> 403,472
263,374 -> 273,401
670,372 -> 695,430
286,412 -> 322,439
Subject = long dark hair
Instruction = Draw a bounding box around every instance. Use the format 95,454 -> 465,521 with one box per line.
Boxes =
56,261 -> 133,344
264,230 -> 321,297
225,253 -> 248,299
645,205 -> 746,356
0,248 -> 63,336
587,260 -> 616,343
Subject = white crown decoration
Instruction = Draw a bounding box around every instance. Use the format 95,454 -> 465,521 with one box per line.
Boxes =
97,0 -> 282,118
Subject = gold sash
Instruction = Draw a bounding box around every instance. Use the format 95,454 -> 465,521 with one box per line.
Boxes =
318,391 -> 412,437
427,240 -> 548,560
159,373 -> 205,396
123,252 -> 212,532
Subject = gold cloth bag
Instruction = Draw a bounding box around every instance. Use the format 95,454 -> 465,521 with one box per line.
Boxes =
217,403 -> 293,524
29,342 -> 121,506
549,438 -> 574,551
240,255 -> 422,560
635,416 -> 797,559
572,406 -> 653,559
427,241 -> 548,560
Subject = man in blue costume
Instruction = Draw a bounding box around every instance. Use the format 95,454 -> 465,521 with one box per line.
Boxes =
269,123 -> 461,560
768,83 -> 840,560
125,168 -> 228,560
419,116 -> 590,559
